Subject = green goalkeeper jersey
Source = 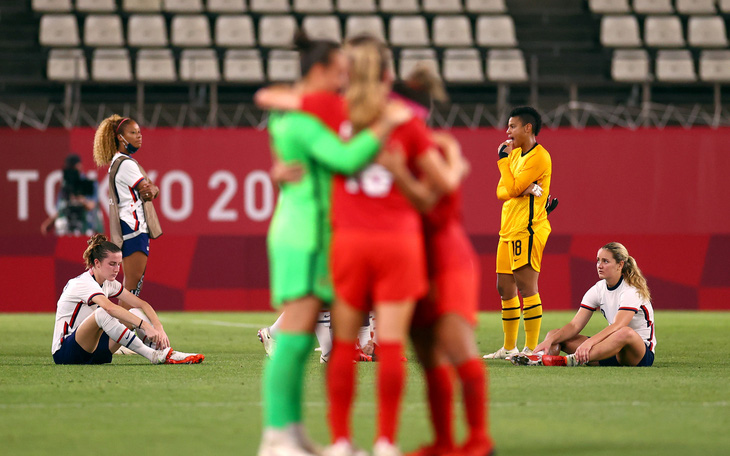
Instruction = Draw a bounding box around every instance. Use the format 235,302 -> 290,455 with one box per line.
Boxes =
266,110 -> 381,306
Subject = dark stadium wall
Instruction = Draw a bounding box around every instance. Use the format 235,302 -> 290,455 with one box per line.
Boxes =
1,127 -> 729,312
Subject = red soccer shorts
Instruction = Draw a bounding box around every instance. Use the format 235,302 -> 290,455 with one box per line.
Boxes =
332,229 -> 428,312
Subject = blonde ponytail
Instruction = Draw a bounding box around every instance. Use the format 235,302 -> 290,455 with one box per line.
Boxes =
83,233 -> 121,268
93,114 -> 126,166
344,37 -> 389,133
602,242 -> 652,302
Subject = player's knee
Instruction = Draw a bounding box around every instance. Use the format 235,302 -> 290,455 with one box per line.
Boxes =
93,307 -> 111,327
614,326 -> 635,345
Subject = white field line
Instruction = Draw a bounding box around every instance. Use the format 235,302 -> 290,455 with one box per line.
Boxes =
1,401 -> 727,410
160,316 -> 264,329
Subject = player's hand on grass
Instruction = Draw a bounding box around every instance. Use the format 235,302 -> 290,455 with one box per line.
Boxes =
498,139 -> 513,159
270,160 -> 305,185
521,183 -> 543,197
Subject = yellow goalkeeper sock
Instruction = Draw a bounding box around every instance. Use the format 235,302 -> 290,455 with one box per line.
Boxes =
523,294 -> 543,350
501,296 -> 521,350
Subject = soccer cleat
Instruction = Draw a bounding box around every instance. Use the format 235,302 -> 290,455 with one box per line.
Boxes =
323,440 -> 368,456
373,439 -> 403,456
164,348 -> 204,364
520,347 -> 534,356
445,437 -> 496,456
483,346 -> 519,360
258,327 -> 275,357
354,349 -> 373,362
541,355 -> 568,366
320,352 -> 330,364
545,194 -> 559,215
293,423 -> 324,456
510,353 -> 543,366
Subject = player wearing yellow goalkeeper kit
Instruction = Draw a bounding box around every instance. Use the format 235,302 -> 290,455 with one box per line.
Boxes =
484,106 -> 553,360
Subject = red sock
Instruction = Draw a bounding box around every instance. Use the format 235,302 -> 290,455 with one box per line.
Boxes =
425,365 -> 455,449
456,358 -> 489,444
377,342 -> 406,443
327,339 -> 358,443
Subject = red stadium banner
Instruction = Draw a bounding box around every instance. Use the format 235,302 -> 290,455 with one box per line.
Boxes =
1,127 -> 729,312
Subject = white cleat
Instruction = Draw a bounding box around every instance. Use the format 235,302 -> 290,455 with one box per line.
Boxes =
323,440 -> 369,456
258,327 -> 276,357
483,346 -> 519,360
259,427 -> 317,456
320,351 -> 330,364
373,438 -> 402,456
520,347 -> 534,356
293,423 -> 324,456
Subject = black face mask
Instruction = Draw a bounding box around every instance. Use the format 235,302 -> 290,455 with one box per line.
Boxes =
119,135 -> 139,154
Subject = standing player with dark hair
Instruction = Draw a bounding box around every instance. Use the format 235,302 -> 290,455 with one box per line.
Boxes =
484,106 -> 553,360
51,234 -> 203,365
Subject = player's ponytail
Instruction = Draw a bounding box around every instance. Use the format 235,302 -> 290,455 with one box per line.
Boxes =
83,234 -> 121,268
602,242 -> 651,302
345,35 -> 389,133
93,114 -> 128,166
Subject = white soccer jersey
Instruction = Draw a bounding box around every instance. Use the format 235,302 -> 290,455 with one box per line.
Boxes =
581,277 -> 657,352
51,270 -> 123,354
110,152 -> 147,238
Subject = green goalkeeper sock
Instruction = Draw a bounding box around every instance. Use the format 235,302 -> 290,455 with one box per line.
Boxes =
262,331 -> 316,429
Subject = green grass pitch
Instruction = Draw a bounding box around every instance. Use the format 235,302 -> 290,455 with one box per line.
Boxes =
1,311 -> 729,456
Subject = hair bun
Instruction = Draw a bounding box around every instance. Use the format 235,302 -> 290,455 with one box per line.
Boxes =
293,29 -> 312,51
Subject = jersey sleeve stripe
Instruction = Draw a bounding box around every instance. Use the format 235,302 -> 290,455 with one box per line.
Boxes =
618,307 -> 639,313
580,304 -> 596,311
132,176 -> 145,189
87,292 -> 104,305
110,287 -> 123,299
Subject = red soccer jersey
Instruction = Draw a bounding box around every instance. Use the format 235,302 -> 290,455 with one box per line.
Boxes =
301,91 -> 349,133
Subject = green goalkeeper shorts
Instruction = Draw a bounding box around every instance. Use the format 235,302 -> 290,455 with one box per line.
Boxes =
268,245 -> 333,308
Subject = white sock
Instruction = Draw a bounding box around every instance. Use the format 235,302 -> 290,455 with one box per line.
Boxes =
315,311 -> 332,357
369,312 -> 377,345
269,312 -> 284,338
357,319 -> 371,349
94,308 -> 157,362
129,308 -> 155,347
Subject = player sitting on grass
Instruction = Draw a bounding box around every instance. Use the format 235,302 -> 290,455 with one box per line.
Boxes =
511,242 -> 655,367
51,234 -> 204,365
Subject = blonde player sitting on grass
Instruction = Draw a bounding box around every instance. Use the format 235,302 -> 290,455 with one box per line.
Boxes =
511,242 -> 656,367
51,234 -> 204,365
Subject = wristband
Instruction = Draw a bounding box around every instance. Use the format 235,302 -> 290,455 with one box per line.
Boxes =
138,319 -> 144,330
498,144 -> 509,160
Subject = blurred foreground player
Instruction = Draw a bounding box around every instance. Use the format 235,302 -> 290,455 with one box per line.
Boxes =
512,242 -> 656,367
51,234 -> 204,365
485,107 -> 553,360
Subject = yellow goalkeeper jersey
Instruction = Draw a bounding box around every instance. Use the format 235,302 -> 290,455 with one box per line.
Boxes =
496,143 -> 552,241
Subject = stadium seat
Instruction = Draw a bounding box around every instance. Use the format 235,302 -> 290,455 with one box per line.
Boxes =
345,15 -> 386,42
32,0 -> 71,13
136,48 -> 177,82
127,15 -> 168,47
250,0 -> 290,13
611,49 -> 651,82
171,15 -> 212,47
476,15 -> 517,47
600,15 -> 641,47
380,0 -> 420,14
39,14 -> 80,47
688,16 -> 728,48
432,15 -> 473,47
676,0 -> 716,15
399,48 -> 439,80
389,16 -> 429,46
123,0 -> 162,12
76,0 -> 117,12
294,0 -> 334,13
423,0 -> 462,13
302,15 -> 342,42
699,50 -> 730,82
207,0 -> 246,12
180,48 -> 221,81
632,0 -> 674,14
215,15 -> 256,47
92,48 -> 132,82
486,48 -> 528,82
267,49 -> 300,81
589,0 -> 631,14
259,15 -> 297,47
655,49 -> 697,82
465,0 -> 507,13
720,0 -> 730,14
47,48 -> 88,81
443,48 -> 484,82
644,16 -> 685,48
224,49 -> 265,82
164,0 -> 204,13
337,0 -> 376,13
84,15 -> 124,47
